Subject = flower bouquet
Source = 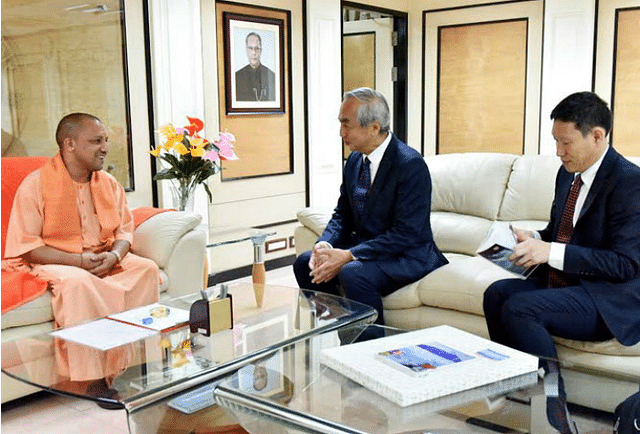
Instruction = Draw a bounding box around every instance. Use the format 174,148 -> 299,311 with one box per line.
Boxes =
150,116 -> 238,211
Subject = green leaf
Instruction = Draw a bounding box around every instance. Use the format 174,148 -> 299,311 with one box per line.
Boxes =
153,168 -> 180,180
161,153 -> 181,168
203,183 -> 213,203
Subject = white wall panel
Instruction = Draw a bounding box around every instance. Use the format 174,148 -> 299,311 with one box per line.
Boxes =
307,1 -> 343,209
539,0 -> 596,155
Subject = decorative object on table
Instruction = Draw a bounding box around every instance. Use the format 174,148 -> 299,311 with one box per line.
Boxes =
190,291 -> 233,337
159,333 -> 194,368
250,232 -> 268,307
150,116 -> 238,211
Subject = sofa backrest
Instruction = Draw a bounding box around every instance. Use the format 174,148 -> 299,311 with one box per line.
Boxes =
498,154 -> 560,222
426,153 -> 517,220
2,156 -> 49,259
627,156 -> 640,168
426,152 -> 640,256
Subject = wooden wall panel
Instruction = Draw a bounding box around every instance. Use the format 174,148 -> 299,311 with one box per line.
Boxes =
438,20 -> 527,155
612,8 -> 640,156
343,33 -> 375,91
342,32 -> 375,159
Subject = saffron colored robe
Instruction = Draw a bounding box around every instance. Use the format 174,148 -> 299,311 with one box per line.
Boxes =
4,169 -> 159,328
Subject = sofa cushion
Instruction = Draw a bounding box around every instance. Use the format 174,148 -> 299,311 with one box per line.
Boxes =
555,337 -> 640,356
506,220 -> 549,232
498,154 -> 560,221
1,290 -> 53,330
427,153 -> 517,220
382,279 -> 422,310
416,254 -> 515,316
431,212 -> 493,256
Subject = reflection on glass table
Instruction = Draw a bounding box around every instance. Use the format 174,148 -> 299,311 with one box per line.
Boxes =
1,283 -> 376,432
214,324 -> 635,434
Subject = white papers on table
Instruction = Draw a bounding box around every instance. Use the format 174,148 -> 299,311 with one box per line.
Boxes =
51,318 -> 157,350
108,303 -> 190,332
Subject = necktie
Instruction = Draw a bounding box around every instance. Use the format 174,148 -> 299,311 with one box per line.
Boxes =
549,174 -> 583,287
353,157 -> 371,219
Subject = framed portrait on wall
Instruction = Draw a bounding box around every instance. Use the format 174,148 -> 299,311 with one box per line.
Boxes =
223,12 -> 285,114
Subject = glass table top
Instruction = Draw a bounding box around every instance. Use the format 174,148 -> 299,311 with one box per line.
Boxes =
1,283 -> 377,412
213,324 -> 639,434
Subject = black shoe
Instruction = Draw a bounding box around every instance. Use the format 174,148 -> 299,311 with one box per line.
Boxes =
96,399 -> 124,410
88,379 -> 123,410
546,396 -> 579,434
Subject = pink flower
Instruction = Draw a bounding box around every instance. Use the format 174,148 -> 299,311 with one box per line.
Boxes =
203,149 -> 220,163
216,132 -> 239,160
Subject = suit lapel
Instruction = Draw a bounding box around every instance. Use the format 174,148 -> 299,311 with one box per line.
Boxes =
353,153 -> 364,191
364,136 -> 397,216
578,147 -> 617,221
555,172 -> 573,226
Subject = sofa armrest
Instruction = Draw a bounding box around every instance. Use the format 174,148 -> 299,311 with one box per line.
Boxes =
296,207 -> 332,236
294,226 -> 318,256
131,211 -> 206,298
163,228 -> 207,298
294,207 -> 333,256
131,211 -> 201,267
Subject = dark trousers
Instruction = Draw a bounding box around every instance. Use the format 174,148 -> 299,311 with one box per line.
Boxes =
293,251 -> 403,324
483,278 -> 614,393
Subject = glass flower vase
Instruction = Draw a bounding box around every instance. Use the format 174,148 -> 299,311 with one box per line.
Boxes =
169,179 -> 197,212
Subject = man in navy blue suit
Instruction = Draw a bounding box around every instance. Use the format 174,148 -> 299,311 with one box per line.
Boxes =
483,92 -> 640,434
294,87 -> 447,324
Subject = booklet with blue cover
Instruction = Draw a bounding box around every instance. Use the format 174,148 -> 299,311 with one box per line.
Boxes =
377,341 -> 475,376
476,222 -> 539,279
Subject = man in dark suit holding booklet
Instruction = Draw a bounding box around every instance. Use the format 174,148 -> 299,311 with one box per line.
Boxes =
483,92 -> 640,434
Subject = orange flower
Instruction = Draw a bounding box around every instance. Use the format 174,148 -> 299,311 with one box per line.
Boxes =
184,116 -> 204,136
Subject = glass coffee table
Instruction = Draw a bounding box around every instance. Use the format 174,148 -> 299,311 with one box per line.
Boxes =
1,283 -> 376,433
214,324 -> 639,434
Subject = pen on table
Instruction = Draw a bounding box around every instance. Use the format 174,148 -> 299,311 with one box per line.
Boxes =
219,283 -> 229,299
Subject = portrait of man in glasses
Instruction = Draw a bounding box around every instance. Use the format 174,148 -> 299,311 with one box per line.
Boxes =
235,31 -> 276,102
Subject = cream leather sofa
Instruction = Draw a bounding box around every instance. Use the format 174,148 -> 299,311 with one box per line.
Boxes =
295,152 -> 640,412
1,210 -> 207,403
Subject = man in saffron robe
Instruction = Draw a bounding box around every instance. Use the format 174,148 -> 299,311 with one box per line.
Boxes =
4,113 -> 159,328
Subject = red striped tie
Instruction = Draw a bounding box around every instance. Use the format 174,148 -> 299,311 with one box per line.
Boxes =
548,174 -> 583,287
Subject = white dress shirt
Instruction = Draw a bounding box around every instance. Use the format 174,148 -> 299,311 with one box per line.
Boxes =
363,132 -> 392,186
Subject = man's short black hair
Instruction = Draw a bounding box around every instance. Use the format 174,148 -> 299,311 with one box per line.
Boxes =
55,113 -> 102,146
550,91 -> 612,137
